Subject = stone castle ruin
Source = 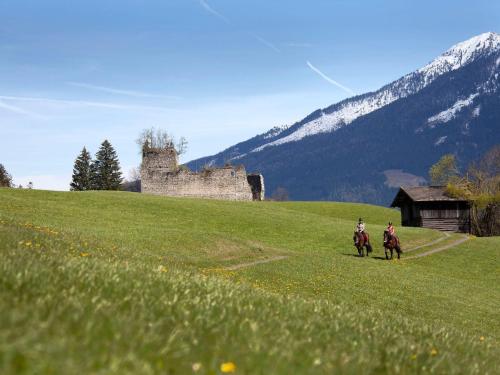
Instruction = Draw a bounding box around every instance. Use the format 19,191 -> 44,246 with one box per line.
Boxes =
141,146 -> 264,201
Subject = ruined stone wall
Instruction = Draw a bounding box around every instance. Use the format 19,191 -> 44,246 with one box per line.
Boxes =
141,147 -> 264,201
141,166 -> 254,201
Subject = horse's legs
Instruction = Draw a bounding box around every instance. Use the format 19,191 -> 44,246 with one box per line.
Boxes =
385,247 -> 389,260
396,245 -> 401,259
390,248 -> 394,259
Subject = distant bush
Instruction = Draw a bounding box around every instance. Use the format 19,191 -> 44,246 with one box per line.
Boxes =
271,187 -> 289,201
178,164 -> 191,172
0,163 -> 13,188
442,146 -> 500,236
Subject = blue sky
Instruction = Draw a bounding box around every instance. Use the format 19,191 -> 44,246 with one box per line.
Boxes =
1,0 -> 498,189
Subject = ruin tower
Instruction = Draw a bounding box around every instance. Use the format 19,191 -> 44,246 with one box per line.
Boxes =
140,146 -> 179,192
141,146 -> 178,174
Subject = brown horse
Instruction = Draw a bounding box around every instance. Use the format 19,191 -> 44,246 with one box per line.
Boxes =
353,231 -> 372,257
383,230 -> 402,259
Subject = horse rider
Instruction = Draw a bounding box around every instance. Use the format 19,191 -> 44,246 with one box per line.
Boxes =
356,218 -> 368,242
385,221 -> 395,243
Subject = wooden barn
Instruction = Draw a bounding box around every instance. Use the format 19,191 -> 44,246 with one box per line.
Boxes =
390,186 -> 471,233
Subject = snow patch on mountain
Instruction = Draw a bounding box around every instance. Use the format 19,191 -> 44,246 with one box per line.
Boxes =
252,92 -> 400,151
231,152 -> 247,160
434,136 -> 448,146
427,93 -> 478,126
418,32 -> 500,85
245,32 -> 500,155
263,125 -> 289,140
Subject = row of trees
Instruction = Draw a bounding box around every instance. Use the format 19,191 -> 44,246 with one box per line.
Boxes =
71,140 -> 123,191
430,146 -> 500,236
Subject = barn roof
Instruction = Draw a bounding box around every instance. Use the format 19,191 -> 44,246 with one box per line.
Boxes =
390,186 -> 468,207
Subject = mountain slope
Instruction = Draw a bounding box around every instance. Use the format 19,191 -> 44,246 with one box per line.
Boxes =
188,32 -> 500,204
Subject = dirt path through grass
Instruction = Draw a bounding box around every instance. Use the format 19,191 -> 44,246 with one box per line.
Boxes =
404,234 -> 470,259
403,232 -> 450,253
225,256 -> 289,270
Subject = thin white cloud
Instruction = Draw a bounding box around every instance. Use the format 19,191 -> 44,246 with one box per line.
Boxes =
250,33 -> 281,53
0,95 -> 171,112
67,82 -> 181,100
0,99 -> 46,119
306,61 -> 355,95
198,0 -> 231,25
197,1 -> 280,53
285,42 -> 313,48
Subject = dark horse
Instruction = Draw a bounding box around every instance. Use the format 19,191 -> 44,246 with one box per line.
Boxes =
353,231 -> 372,257
383,230 -> 402,259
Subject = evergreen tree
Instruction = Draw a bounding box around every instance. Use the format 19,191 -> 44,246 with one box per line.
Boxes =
70,147 -> 93,191
0,163 -> 13,187
92,140 -> 123,190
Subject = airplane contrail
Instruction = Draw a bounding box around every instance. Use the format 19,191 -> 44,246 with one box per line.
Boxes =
306,61 -> 355,95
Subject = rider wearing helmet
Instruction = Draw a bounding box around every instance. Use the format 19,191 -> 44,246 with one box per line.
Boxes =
356,218 -> 367,242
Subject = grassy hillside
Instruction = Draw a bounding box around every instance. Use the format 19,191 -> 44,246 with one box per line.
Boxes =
0,189 -> 498,374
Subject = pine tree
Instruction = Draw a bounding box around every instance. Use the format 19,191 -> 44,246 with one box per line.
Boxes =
0,163 -> 13,187
92,140 -> 123,190
70,147 -> 93,191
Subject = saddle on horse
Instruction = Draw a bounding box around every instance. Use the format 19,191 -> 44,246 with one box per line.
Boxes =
384,232 -> 399,246
353,231 -> 369,245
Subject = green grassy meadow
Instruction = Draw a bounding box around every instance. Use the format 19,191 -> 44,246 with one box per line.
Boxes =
0,189 -> 498,374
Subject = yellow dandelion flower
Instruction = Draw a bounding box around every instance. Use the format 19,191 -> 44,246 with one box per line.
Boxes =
480,336 -> 485,342
220,362 -> 236,373
80,252 -> 90,257
191,362 -> 202,372
430,348 -> 438,356
157,265 -> 168,273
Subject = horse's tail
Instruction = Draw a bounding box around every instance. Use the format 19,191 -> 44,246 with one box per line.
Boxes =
395,236 -> 402,253
366,243 -> 373,253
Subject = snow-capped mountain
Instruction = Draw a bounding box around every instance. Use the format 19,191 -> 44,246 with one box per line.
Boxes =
250,32 -> 500,153
188,32 -> 500,204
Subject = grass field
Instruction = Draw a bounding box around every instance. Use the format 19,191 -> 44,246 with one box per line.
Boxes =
0,189 -> 498,374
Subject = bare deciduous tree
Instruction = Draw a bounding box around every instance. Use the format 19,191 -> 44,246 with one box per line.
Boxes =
271,187 -> 289,201
136,127 -> 188,155
122,167 -> 141,192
